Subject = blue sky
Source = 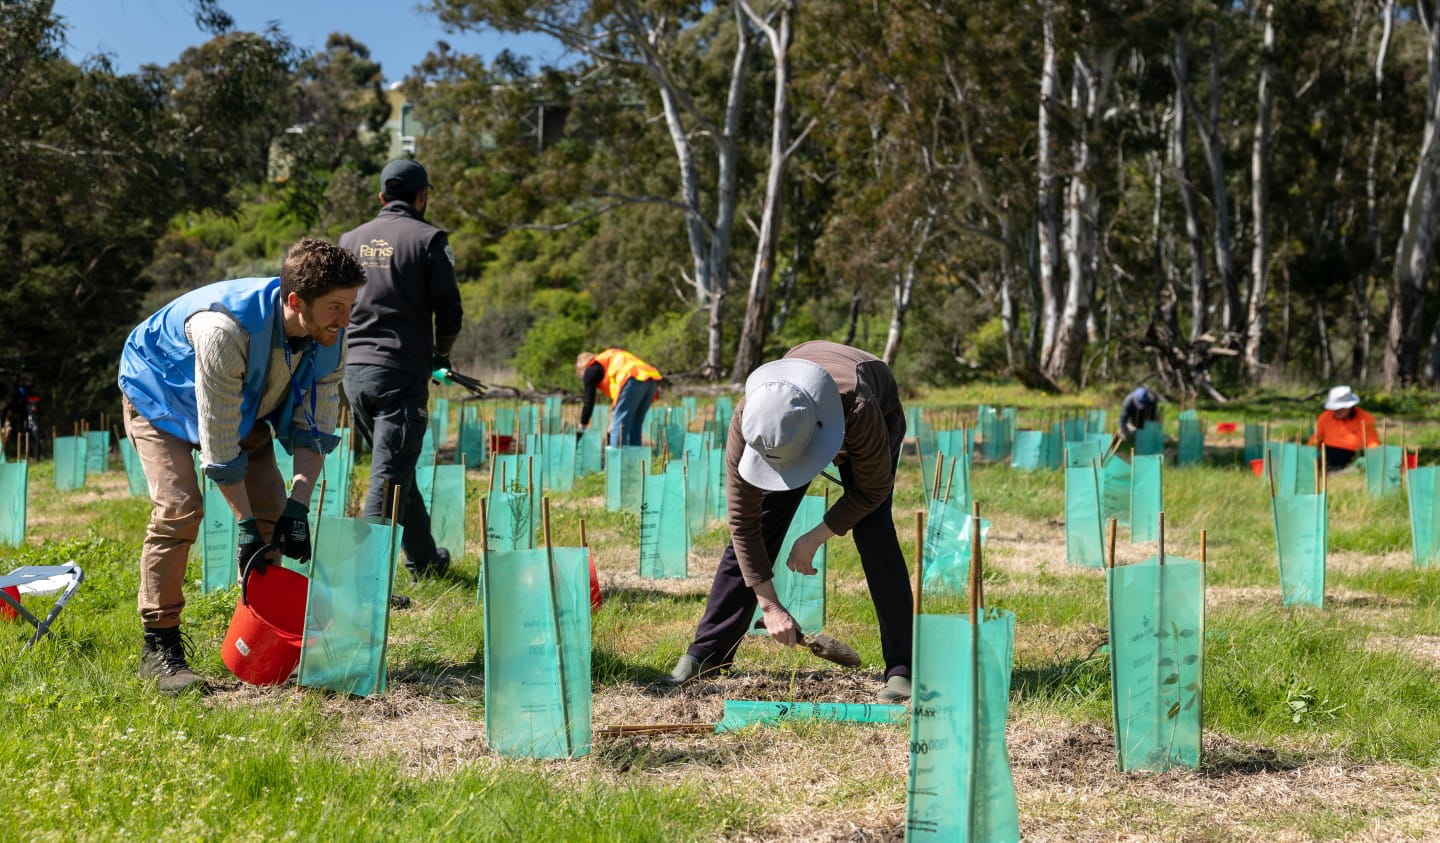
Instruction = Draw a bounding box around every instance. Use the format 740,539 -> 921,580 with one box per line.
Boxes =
54,0 -> 569,82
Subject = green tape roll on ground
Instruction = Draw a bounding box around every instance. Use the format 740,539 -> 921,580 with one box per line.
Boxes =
718,700 -> 907,732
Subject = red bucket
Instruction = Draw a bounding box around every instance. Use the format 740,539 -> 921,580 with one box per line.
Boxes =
0,585 -> 19,621
222,564 -> 308,685
1408,452 -> 1419,469
490,433 -> 517,455
588,549 -> 603,611
1216,422 -> 1238,434
1250,458 -> 1265,477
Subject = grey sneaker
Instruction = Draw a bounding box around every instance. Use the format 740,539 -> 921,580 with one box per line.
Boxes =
660,653 -> 725,688
878,674 -> 912,702
138,627 -> 206,696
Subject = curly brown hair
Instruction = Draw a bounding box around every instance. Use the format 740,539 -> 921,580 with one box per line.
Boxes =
280,238 -> 366,303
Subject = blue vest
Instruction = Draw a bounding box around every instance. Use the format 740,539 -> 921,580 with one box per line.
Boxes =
118,277 -> 343,450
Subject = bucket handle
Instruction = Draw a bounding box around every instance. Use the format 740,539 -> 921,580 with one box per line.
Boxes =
239,543 -> 281,607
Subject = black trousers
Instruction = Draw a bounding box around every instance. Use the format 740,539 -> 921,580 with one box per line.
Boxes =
686,464 -> 913,680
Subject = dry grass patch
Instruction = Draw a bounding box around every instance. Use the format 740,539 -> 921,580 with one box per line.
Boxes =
1362,635 -> 1440,668
1329,549 -> 1413,576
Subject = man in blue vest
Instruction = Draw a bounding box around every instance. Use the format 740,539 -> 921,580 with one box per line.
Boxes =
118,238 -> 365,695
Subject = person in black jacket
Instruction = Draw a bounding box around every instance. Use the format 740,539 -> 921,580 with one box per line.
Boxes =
340,159 -> 464,580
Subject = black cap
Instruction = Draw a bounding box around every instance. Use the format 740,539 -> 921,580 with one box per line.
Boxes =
380,159 -> 431,197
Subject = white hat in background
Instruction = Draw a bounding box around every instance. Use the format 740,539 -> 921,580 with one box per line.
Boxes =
1324,385 -> 1360,411
737,358 -> 845,491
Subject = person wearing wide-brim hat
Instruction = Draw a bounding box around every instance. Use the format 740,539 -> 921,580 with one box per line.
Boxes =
1307,385 -> 1380,471
662,341 -> 914,701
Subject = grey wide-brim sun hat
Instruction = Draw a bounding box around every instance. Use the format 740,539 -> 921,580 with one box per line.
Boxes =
737,358 -> 845,491
1324,385 -> 1360,411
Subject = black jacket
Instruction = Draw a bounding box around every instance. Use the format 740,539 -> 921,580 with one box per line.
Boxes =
340,202 -> 463,377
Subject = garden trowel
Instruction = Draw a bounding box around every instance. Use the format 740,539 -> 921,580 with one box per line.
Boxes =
753,619 -> 861,668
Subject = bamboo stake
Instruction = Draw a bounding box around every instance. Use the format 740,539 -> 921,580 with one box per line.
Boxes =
1107,517 -> 1118,569
970,500 -> 984,612
541,497 -> 574,758
1266,456 -> 1277,499
1321,445 -> 1328,495
930,455 -> 943,501
967,499 -> 981,843
1200,529 -> 1207,567
913,510 -> 924,616
943,456 -> 958,503
479,496 -> 489,556
595,723 -> 714,738
1158,511 -> 1166,566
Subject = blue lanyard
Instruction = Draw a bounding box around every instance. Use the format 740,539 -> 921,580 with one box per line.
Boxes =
282,338 -> 320,443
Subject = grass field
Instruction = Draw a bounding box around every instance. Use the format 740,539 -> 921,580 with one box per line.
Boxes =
5,394 -> 1440,841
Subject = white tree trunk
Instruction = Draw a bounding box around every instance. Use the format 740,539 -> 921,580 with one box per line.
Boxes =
1036,0 -> 1063,365
1171,32 -> 1209,341
1243,1 -> 1276,381
882,213 -> 937,365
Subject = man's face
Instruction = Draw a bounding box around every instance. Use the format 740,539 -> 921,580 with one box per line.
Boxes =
1335,407 -> 1354,420
292,288 -> 358,347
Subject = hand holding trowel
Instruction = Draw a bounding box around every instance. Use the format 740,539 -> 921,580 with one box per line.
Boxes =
753,590 -> 861,669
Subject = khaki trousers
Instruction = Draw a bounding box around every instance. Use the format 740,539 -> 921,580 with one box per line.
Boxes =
122,397 -> 287,629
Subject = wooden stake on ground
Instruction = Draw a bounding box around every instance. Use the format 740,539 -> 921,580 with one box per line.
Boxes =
595,723 -> 714,738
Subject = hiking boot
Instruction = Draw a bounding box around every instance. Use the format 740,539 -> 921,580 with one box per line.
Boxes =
878,674 -> 912,702
138,627 -> 206,696
660,653 -> 726,688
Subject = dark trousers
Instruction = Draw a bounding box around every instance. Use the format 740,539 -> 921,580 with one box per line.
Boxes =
686,466 -> 913,679
1323,445 -> 1357,471
343,363 -> 439,570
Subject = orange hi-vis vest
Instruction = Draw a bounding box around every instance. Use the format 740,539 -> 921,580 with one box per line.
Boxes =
593,348 -> 662,402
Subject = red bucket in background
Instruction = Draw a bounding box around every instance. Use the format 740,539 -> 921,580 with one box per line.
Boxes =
1408,452 -> 1419,469
1216,422 -> 1238,434
222,565 -> 308,685
0,585 -> 19,621
588,549 -> 603,611
1250,459 -> 1265,477
490,433 -> 517,455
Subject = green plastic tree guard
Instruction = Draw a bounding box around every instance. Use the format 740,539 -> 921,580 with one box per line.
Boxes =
934,429 -> 974,464
1010,431 -> 1045,471
604,446 -> 647,512
52,436 -> 86,491
417,463 -> 466,558
1272,492 -> 1327,607
1100,456 -> 1132,529
1408,467 -> 1440,567
417,424 -> 436,469
483,546 -> 591,759
1064,418 -> 1087,443
1045,423 -> 1065,470
1106,556 -> 1204,771
1177,414 -> 1203,467
1066,440 -> 1102,468
199,477 -> 236,593
750,495 -> 828,634
458,408 -> 486,468
119,437 -> 148,497
1364,445 -> 1403,499
272,440 -> 294,491
920,496 -> 990,597
494,406 -> 516,437
431,398 -> 450,449
315,430 -> 351,521
708,447 -> 728,523
1243,424 -> 1264,464
1086,409 -> 1108,436
681,396 -> 698,422
576,426 -> 603,476
543,396 -> 563,433
83,430 -> 110,474
486,488 -> 534,552
639,466 -> 689,578
717,700 -> 906,732
0,461 -> 27,547
713,397 -> 732,439
1130,454 -> 1164,543
905,609 -> 1020,842
538,433 -> 577,493
1133,421 -> 1164,457
682,450 -> 710,541
1065,464 -> 1104,568
298,515 -> 402,697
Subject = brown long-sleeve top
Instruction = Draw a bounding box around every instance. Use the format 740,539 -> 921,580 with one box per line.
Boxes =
727,341 -> 905,587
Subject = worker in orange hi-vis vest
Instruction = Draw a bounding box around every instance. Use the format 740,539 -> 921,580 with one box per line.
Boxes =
575,348 -> 664,447
1307,385 -> 1380,472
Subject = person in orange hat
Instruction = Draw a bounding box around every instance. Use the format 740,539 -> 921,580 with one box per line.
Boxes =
1307,385 -> 1379,471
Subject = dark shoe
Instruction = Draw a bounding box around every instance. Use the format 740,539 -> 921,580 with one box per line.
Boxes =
660,653 -> 725,688
406,547 -> 451,580
878,674 -> 912,702
139,627 -> 206,696
390,593 -> 412,610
